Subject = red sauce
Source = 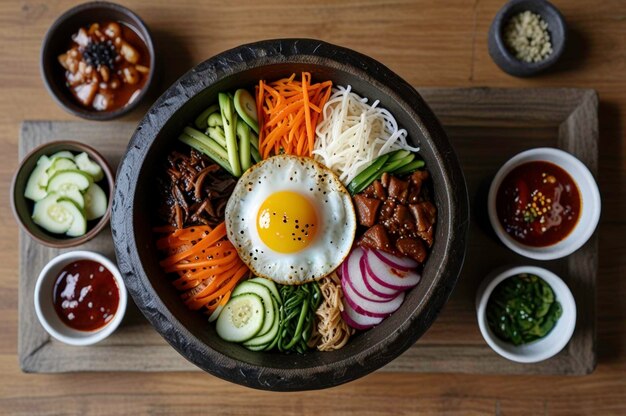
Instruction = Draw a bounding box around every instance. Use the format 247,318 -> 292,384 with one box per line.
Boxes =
52,260 -> 119,331
496,161 -> 581,247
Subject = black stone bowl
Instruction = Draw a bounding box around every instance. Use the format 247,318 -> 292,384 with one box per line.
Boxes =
40,1 -> 156,120
112,39 -> 469,391
488,0 -> 567,77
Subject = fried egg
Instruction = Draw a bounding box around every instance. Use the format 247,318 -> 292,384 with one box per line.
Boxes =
225,155 -> 356,285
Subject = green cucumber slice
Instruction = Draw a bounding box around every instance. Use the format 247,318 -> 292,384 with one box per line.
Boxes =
84,183 -> 108,220
393,159 -> 425,176
207,112 -> 224,128
216,293 -> 265,342
231,281 -> 275,337
194,104 -> 219,129
234,89 -> 259,134
24,155 -> 52,201
49,151 -> 74,160
243,296 -> 279,347
382,153 -> 415,173
47,157 -> 78,179
74,152 -> 104,182
46,170 -> 92,193
249,277 -> 281,305
61,198 -> 87,237
245,342 -> 269,351
54,183 -> 85,208
219,92 -> 241,177
31,193 -> 85,236
32,193 -> 72,234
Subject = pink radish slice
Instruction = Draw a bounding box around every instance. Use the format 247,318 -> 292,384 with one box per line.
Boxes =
343,248 -> 395,302
359,255 -> 399,298
365,250 -> 421,290
341,299 -> 383,330
371,249 -> 418,271
342,273 -> 405,318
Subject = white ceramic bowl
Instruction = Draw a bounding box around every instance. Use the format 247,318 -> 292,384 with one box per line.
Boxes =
34,250 -> 127,346
476,265 -> 576,363
488,147 -> 600,260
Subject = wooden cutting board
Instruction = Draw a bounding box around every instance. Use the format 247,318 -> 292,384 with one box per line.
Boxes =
18,87 -> 598,374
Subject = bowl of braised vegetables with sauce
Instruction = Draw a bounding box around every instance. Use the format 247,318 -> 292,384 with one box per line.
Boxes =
40,1 -> 155,120
476,265 -> 576,363
112,39 -> 469,391
11,141 -> 114,248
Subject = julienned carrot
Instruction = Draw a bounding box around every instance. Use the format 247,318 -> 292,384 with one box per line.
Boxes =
257,72 -> 332,159
154,222 -> 250,313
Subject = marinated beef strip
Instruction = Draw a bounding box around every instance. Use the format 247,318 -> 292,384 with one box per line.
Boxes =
158,149 -> 236,228
355,170 -> 436,263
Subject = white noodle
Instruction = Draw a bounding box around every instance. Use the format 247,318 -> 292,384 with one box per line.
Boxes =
313,85 -> 419,184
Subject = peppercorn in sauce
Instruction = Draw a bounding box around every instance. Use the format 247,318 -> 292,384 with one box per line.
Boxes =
58,22 -> 150,111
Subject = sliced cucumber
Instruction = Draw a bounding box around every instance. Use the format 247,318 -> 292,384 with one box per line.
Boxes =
231,281 -> 275,337
24,155 -> 52,201
234,89 -> 259,134
32,193 -> 74,234
245,342 -> 269,352
54,183 -> 85,208
219,92 -> 241,177
216,293 -> 265,342
74,152 -> 104,182
194,104 -> 219,130
249,277 -> 281,305
207,112 -> 224,128
243,297 -> 279,347
47,157 -> 78,178
46,170 -> 92,193
206,126 -> 227,148
208,304 -> 225,323
236,120 -> 252,171
61,198 -> 87,237
84,183 -> 108,220
49,150 -> 75,160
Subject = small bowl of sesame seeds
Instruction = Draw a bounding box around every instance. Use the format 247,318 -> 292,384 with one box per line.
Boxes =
487,148 -> 600,260
488,0 -> 567,77
40,1 -> 156,120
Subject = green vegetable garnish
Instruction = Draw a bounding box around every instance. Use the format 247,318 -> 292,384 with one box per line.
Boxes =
346,149 -> 425,195
486,273 -> 562,346
277,282 -> 321,353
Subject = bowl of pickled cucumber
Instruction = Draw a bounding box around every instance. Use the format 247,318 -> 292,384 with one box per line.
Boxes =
11,141 -> 114,248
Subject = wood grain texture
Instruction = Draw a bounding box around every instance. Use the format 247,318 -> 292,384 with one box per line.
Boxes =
1,0 -> 625,414
18,87 -> 597,376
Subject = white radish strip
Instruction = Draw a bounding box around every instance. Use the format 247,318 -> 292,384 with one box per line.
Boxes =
341,299 -> 383,330
312,85 -> 419,185
342,273 -> 405,318
359,255 -> 399,298
371,249 -> 418,271
343,248 -> 395,302
365,250 -> 421,290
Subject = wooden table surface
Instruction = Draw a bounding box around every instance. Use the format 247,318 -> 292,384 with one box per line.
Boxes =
1,0 -> 624,414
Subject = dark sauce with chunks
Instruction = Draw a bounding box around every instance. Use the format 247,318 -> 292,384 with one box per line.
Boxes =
58,21 -> 151,112
52,260 -> 119,331
496,161 -> 581,247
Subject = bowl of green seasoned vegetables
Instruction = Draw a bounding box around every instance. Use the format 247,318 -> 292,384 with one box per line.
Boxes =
476,265 -> 576,363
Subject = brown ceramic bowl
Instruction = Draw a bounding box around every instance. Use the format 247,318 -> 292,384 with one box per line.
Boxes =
112,39 -> 469,391
11,141 -> 114,248
40,1 -> 156,120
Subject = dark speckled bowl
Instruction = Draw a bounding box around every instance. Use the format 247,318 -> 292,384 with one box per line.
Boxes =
488,0 -> 567,77
112,39 -> 468,391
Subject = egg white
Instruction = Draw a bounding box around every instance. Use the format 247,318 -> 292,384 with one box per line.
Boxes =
225,155 -> 356,285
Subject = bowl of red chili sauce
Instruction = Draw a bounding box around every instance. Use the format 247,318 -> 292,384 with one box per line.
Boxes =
488,148 -> 600,260
34,251 -> 127,346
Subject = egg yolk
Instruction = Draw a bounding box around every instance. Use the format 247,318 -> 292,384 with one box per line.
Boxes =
257,191 -> 318,253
